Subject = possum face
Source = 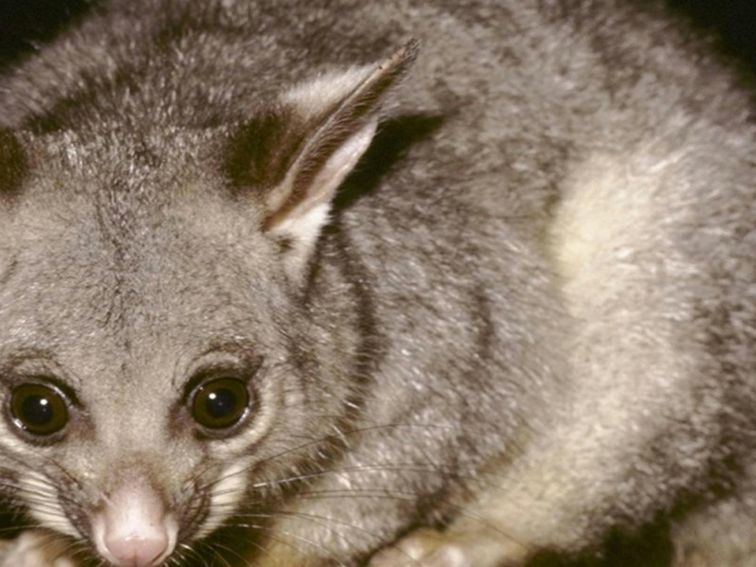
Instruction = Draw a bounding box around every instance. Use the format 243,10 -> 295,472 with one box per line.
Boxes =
0,188 -> 331,565
0,45 -> 415,566
0,173 -> 316,564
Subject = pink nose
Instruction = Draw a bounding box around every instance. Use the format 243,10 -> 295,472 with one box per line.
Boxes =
105,532 -> 169,567
92,480 -> 177,567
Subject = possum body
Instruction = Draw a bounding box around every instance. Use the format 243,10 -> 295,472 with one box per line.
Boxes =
0,1 -> 754,566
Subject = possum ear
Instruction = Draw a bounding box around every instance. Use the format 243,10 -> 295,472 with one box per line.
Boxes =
228,41 -> 417,277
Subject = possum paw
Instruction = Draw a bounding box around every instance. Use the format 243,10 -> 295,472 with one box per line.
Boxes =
369,527 -> 528,567
0,530 -> 78,567
369,528 -> 465,567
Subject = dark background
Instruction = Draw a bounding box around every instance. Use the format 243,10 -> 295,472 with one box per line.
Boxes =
0,0 -> 755,72
0,0 -> 753,566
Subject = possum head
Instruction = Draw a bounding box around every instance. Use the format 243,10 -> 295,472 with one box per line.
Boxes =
0,43 -> 416,566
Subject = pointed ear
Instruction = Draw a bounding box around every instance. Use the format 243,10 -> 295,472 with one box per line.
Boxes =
227,41 -> 418,277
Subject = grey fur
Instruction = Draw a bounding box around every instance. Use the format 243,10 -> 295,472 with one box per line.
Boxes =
0,1 -> 754,566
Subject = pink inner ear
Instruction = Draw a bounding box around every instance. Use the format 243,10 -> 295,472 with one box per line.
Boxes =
268,117 -> 377,233
263,41 -> 417,235
293,119 -> 377,218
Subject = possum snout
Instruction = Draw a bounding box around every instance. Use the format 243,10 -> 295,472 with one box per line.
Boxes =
91,479 -> 178,567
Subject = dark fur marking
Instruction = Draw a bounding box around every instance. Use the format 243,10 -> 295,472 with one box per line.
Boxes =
0,130 -> 27,198
224,107 -> 305,194
0,254 -> 19,288
334,113 -> 447,211
27,64 -> 145,134
262,41 -> 419,229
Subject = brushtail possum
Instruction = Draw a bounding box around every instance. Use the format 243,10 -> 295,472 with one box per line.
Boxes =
0,0 -> 754,566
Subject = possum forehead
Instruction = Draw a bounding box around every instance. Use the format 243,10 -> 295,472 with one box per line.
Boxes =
0,170 -> 288,378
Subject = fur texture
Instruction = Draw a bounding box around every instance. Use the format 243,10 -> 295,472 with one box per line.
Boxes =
0,1 -> 753,566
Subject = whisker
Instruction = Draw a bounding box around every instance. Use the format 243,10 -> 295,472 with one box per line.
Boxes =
206,540 -> 245,567
195,421 -> 457,495
227,508 -> 429,565
57,538 -> 93,565
213,522 -> 350,567
193,534 -> 265,567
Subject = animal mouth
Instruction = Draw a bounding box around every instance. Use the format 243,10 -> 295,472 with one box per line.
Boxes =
90,482 -> 179,567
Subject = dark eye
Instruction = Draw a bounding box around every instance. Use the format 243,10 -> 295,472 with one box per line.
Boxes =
190,378 -> 250,431
10,383 -> 69,437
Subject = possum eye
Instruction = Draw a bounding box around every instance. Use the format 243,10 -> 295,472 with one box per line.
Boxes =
10,383 -> 69,437
190,377 -> 250,431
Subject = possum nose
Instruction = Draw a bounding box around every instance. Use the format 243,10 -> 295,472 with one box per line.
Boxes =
105,533 -> 168,567
93,480 -> 177,567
